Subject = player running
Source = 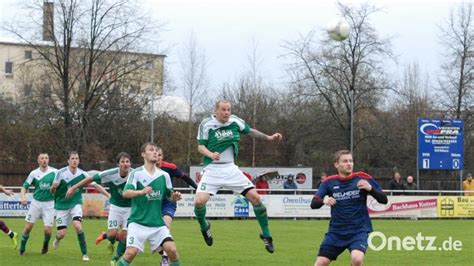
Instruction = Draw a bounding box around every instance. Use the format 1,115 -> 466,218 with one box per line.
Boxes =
50,151 -> 90,261
19,153 -> 57,255
119,142 -> 181,266
156,147 -> 197,265
310,150 -> 388,266
194,100 -> 282,253
66,152 -> 132,265
0,184 -> 18,249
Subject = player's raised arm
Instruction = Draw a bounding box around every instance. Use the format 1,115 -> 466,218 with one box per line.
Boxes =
248,129 -> 283,142
91,182 -> 110,199
66,176 -> 94,198
180,174 -> 198,189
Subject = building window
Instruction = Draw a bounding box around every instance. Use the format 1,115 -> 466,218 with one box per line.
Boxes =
25,50 -> 33,60
5,61 -> 13,75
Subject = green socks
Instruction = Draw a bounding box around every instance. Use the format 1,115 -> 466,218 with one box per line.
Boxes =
77,230 -> 87,255
194,205 -> 208,231
253,203 -> 271,237
43,233 -> 51,246
20,233 -> 29,253
108,235 -> 116,245
113,240 -> 126,261
118,257 -> 130,266
170,260 -> 180,266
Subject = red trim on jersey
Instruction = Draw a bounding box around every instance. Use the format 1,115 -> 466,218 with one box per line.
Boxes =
322,175 -> 341,182
160,161 -> 177,170
313,195 -> 322,200
352,172 -> 373,180
322,172 -> 373,182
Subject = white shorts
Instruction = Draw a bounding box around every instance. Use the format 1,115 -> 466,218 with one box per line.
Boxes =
25,199 -> 55,227
196,163 -> 254,195
126,222 -> 173,253
55,204 -> 83,227
108,204 -> 131,230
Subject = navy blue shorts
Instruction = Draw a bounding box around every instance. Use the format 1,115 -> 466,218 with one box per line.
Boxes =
162,199 -> 177,218
317,231 -> 368,261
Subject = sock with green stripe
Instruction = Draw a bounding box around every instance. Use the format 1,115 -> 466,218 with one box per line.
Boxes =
20,233 -> 29,253
77,230 -> 87,255
194,205 -> 208,231
253,203 -> 271,237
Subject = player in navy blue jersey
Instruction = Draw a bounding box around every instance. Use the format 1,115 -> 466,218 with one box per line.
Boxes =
156,147 -> 197,266
310,150 -> 388,266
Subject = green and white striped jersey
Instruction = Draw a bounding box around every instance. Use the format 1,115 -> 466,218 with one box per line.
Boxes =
124,166 -> 172,227
23,167 -> 57,202
92,167 -> 131,208
197,114 -> 251,166
53,167 -> 89,210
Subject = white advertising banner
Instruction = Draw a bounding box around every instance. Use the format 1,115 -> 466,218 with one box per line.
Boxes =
190,166 -> 313,189
175,194 -> 330,218
0,194 -> 438,218
368,196 -> 438,218
0,193 -> 30,217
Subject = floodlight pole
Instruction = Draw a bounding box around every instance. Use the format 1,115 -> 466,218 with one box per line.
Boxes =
350,88 -> 354,154
149,87 -> 154,142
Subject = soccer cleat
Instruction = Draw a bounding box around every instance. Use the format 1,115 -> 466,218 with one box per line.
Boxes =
19,251 -> 25,256
95,231 -> 106,245
107,242 -> 115,255
201,222 -> 213,246
260,234 -> 274,253
12,232 -> 18,250
41,244 -> 49,254
82,255 -> 90,261
160,255 -> 169,266
53,239 -> 60,250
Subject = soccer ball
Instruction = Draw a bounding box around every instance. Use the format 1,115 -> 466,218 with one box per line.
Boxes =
327,18 -> 350,41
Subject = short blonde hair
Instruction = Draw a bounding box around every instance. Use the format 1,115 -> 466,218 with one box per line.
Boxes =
214,99 -> 231,111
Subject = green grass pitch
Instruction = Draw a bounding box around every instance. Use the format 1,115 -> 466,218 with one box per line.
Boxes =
0,218 -> 472,265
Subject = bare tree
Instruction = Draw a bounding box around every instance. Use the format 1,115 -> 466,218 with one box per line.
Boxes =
246,38 -> 265,166
178,32 -> 209,164
283,2 -> 394,153
438,2 -> 474,119
4,0 -> 163,152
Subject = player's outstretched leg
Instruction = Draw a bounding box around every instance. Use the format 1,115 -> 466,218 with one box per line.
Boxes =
0,220 -> 18,250
96,231 -> 107,245
194,193 -> 213,246
11,231 -> 19,250
246,190 -> 274,253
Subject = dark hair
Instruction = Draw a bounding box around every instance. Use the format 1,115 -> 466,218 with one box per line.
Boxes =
140,142 -> 158,153
116,152 -> 131,163
333,150 -> 351,163
67,151 -> 79,159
